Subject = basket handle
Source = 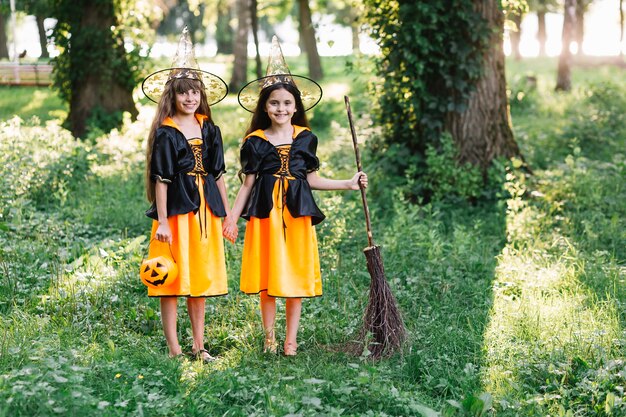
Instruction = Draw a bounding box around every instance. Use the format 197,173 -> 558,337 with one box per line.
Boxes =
143,237 -> 176,262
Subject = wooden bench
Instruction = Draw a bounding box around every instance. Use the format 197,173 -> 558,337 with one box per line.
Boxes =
0,62 -> 53,86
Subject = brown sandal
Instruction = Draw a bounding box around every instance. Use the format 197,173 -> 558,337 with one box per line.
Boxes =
263,338 -> 278,354
283,342 -> 297,356
191,349 -> 216,363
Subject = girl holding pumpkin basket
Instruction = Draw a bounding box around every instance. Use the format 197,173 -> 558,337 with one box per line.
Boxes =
140,27 -> 234,362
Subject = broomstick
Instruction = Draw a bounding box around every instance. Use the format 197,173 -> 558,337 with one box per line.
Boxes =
344,95 -> 406,358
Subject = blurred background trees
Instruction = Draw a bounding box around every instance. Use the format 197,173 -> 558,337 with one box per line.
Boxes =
2,0 -> 625,198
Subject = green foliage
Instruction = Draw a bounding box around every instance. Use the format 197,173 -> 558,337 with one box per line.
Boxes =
507,73 -> 539,112
506,59 -> 626,169
50,3 -> 133,101
85,106 -> 126,137
0,86 -> 67,122
422,133 -> 500,202
561,82 -> 626,161
0,56 -> 625,417
48,0 -> 157,135
0,118 -> 86,215
361,1 -> 491,181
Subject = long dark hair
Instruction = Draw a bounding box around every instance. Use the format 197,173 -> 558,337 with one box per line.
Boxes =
145,77 -> 213,202
244,82 -> 309,135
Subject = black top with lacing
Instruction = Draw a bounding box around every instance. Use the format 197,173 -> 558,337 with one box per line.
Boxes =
239,126 -> 325,225
145,115 -> 227,220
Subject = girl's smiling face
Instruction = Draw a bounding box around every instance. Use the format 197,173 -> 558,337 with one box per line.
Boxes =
265,88 -> 297,127
175,88 -> 201,115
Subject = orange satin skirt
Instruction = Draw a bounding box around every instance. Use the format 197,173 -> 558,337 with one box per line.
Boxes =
240,178 -> 322,298
147,178 -> 227,297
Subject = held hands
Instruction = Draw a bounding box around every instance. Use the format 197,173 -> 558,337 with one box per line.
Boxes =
349,171 -> 368,190
222,215 -> 239,243
155,222 -> 173,244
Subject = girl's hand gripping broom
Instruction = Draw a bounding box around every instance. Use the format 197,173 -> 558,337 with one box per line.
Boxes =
344,95 -> 406,358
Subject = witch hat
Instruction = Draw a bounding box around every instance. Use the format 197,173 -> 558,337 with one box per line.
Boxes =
237,35 -> 322,112
141,26 -> 228,105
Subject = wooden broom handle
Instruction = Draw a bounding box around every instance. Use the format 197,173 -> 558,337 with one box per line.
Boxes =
344,95 -> 374,247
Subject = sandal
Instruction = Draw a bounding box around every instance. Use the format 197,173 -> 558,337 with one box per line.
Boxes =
283,342 -> 297,357
191,349 -> 217,363
263,337 -> 278,354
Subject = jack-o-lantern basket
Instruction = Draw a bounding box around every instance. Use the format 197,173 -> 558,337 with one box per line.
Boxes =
140,241 -> 178,288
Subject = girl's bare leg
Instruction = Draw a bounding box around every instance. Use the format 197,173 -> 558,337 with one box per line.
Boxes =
187,297 -> 211,359
260,291 -> 277,352
284,298 -> 302,355
161,297 -> 182,357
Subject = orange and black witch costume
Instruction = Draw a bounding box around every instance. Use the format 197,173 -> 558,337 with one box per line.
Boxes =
145,115 -> 228,297
239,126 -> 325,298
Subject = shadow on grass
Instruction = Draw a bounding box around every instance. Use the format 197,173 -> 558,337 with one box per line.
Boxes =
392,199 -> 507,400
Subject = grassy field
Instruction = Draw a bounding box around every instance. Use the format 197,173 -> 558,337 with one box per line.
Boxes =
0,56 -> 624,416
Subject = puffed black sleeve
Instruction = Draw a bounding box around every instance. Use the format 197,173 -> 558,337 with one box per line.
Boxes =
150,129 -> 176,183
208,123 -> 226,179
240,138 -> 262,174
304,133 -> 320,172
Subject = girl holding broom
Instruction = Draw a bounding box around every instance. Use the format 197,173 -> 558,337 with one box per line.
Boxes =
222,36 -> 367,356
142,27 -> 231,362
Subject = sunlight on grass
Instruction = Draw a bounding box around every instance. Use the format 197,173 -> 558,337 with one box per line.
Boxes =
482,179 -> 624,410
20,90 -> 52,114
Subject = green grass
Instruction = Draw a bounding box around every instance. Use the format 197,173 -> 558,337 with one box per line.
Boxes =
0,86 -> 67,122
0,56 -> 625,416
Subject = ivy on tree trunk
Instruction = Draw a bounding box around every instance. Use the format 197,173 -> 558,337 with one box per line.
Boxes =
363,0 -> 522,199
51,0 -> 138,138
447,0 -> 519,170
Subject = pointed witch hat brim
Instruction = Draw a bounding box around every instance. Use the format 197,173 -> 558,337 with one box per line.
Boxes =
141,26 -> 228,105
237,36 -> 322,113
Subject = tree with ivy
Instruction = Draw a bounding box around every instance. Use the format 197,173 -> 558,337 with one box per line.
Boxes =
48,0 -> 157,138
363,0 -> 522,200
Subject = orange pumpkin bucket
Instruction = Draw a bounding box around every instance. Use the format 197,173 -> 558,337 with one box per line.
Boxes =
139,240 -> 178,288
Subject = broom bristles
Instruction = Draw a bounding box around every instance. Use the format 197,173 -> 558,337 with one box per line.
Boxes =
351,245 -> 406,359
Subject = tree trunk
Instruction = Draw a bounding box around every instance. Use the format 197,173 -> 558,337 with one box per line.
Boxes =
510,13 -> 522,60
574,1 -> 584,55
0,12 -> 9,59
298,0 -> 323,80
351,21 -> 360,53
619,0 -> 624,56
216,0 -> 234,55
537,11 -> 547,57
250,0 -> 262,78
350,7 -> 360,53
446,0 -> 520,170
67,2 -> 137,138
556,0 -> 576,91
229,0 -> 249,92
35,15 -> 49,59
